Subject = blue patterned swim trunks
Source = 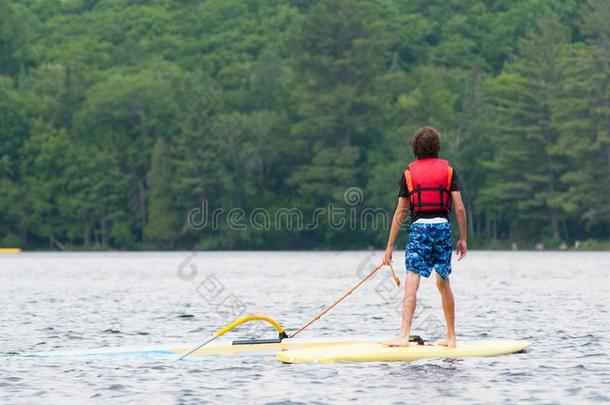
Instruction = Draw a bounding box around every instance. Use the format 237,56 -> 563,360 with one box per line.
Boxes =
405,222 -> 453,279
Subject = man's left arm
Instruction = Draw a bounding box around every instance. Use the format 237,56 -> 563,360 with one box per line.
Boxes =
451,191 -> 467,260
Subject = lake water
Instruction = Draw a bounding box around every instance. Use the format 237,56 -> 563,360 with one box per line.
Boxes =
1,251 -> 609,404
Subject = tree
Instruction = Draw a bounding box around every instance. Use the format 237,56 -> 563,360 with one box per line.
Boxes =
145,137 -> 179,248
20,121 -> 77,248
287,0 -> 386,208
553,0 -> 610,238
0,80 -> 29,245
482,14 -> 570,242
74,62 -> 182,246
0,1 -> 35,77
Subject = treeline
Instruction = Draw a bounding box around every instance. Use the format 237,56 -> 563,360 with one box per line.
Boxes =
0,0 -> 608,250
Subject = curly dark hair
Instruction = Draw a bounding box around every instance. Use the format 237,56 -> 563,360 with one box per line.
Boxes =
412,126 -> 441,159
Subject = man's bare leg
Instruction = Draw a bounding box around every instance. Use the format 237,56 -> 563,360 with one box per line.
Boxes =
385,271 -> 421,347
435,273 -> 456,347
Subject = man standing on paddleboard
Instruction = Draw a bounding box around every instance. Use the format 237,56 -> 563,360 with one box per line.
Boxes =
383,126 -> 467,348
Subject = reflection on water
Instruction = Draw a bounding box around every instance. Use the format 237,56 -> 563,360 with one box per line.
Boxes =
1,251 -> 609,403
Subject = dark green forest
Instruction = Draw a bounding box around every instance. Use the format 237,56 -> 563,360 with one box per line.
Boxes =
0,0 -> 608,250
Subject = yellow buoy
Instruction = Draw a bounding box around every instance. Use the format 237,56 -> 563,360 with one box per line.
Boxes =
0,248 -> 22,254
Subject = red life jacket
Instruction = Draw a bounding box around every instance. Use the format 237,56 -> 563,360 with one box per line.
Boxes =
404,158 -> 453,213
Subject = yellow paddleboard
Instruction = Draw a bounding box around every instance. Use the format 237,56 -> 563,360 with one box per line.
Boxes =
276,339 -> 531,363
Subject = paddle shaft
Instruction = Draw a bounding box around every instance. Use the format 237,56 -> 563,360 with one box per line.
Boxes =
289,263 -> 399,338
175,335 -> 218,361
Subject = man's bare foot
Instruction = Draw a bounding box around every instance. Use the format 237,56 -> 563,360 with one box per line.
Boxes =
435,337 -> 457,348
384,336 -> 410,347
